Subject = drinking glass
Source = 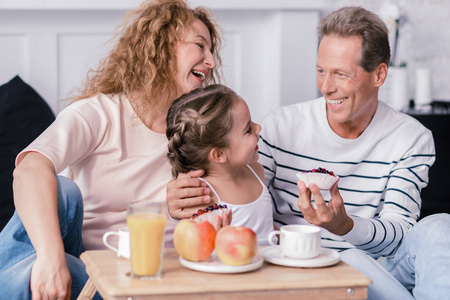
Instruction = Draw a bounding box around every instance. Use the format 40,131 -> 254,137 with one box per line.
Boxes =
127,201 -> 166,279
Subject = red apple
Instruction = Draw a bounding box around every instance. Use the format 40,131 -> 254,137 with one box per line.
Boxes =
173,219 -> 216,262
215,226 -> 257,266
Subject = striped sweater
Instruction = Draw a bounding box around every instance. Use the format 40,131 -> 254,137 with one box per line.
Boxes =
258,97 -> 435,258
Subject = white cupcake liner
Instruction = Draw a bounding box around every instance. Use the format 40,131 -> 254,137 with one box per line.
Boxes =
296,172 -> 339,190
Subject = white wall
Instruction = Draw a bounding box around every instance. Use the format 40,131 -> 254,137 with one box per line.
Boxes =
0,0 -> 323,122
2,0 -> 449,121
0,10 -> 124,112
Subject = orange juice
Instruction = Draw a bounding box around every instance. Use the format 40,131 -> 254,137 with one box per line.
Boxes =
127,213 -> 166,277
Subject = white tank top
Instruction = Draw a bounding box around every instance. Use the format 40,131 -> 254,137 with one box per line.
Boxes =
199,165 -> 274,245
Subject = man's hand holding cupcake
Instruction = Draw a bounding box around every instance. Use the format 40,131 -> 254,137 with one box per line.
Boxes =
297,168 -> 353,236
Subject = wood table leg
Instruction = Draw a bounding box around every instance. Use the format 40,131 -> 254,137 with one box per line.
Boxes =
77,278 -> 97,300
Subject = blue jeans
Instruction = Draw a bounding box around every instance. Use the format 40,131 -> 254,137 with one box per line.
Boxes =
0,176 -> 101,300
341,213 -> 450,300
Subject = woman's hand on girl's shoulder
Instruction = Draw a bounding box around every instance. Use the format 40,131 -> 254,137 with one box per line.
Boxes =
166,169 -> 212,220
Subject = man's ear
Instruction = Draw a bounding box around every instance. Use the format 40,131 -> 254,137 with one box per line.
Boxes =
374,63 -> 388,87
209,148 -> 227,164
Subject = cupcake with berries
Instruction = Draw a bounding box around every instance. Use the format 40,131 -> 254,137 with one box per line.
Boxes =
296,167 -> 339,190
190,204 -> 231,224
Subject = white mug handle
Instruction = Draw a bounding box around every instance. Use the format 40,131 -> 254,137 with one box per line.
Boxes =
102,231 -> 119,254
268,230 -> 281,246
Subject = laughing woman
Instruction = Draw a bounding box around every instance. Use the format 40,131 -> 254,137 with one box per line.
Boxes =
0,0 -> 222,299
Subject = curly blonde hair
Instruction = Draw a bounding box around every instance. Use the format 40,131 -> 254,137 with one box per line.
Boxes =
166,84 -> 238,178
70,0 -> 223,115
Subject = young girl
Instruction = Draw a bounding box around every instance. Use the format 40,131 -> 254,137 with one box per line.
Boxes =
166,84 -> 273,245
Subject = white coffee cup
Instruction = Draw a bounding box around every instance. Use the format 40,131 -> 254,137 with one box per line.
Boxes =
102,226 -> 130,259
268,225 -> 321,259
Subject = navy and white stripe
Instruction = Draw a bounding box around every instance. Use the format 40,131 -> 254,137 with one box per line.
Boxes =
258,98 -> 435,258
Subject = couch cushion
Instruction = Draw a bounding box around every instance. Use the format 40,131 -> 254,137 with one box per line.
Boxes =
0,76 -> 55,230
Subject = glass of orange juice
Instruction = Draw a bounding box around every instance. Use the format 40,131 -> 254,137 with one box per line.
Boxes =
127,201 -> 167,279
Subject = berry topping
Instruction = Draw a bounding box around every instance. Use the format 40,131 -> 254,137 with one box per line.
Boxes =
306,167 -> 335,176
191,204 -> 228,220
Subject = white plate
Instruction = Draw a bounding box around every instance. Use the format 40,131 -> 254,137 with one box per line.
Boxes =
260,246 -> 340,268
179,253 -> 263,274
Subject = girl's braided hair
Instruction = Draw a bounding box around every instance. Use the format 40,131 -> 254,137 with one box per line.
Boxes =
166,84 -> 238,178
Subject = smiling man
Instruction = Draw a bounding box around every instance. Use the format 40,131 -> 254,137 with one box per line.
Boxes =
258,6 -> 450,300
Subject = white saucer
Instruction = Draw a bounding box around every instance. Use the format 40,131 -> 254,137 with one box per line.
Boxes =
179,253 -> 263,274
260,246 -> 340,268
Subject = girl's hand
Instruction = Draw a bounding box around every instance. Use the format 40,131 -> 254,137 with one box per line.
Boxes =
212,210 -> 233,231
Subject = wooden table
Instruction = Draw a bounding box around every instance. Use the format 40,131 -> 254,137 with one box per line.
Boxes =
78,249 -> 371,300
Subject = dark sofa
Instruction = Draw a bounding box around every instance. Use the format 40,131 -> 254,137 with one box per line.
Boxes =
0,76 -> 55,230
